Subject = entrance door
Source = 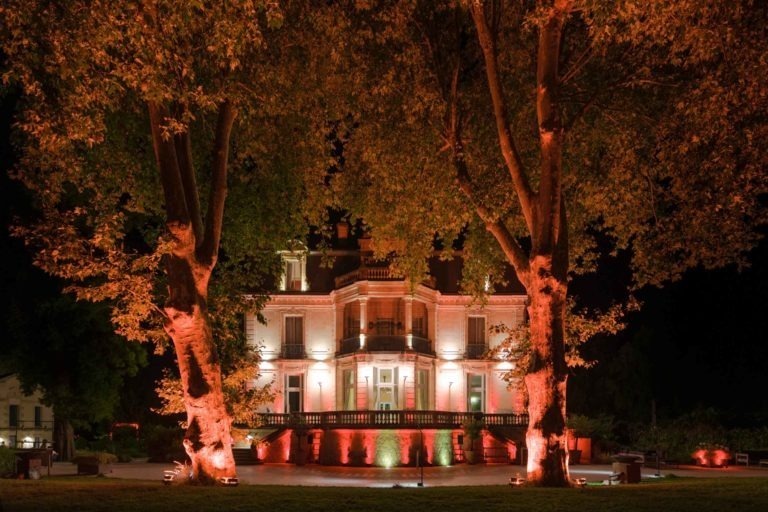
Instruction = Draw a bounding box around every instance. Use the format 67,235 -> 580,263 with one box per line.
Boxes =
376,368 -> 395,410
285,374 -> 303,413
467,373 -> 485,412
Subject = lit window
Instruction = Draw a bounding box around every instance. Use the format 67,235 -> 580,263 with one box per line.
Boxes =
342,370 -> 356,411
416,369 -> 429,410
280,252 -> 306,291
375,368 -> 397,410
467,373 -> 485,412
285,374 -> 303,413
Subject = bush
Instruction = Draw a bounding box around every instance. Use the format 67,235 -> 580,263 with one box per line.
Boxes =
144,425 -> 186,463
0,447 -> 15,475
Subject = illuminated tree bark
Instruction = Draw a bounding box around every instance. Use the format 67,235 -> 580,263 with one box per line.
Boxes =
149,101 -> 237,482
524,256 -> 569,485
466,0 -> 572,486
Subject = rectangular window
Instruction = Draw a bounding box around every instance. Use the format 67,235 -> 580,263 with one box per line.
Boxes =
9,405 -> 19,427
285,374 -> 303,413
468,317 -> 486,345
467,373 -> 485,412
416,369 -> 429,410
285,260 -> 302,291
376,368 -> 397,410
345,315 -> 359,339
34,406 -> 42,427
412,317 -> 425,338
467,317 -> 486,359
342,370 -> 356,411
283,316 -> 304,358
375,318 -> 394,335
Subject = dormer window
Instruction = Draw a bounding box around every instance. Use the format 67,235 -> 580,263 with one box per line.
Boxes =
280,251 -> 307,291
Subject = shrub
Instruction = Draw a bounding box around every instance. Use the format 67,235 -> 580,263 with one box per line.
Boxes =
144,425 -> 186,462
0,447 -> 15,475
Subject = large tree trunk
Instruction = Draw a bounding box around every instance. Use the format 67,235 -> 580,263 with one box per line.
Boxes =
53,414 -> 74,461
149,101 -> 238,484
466,0 -> 572,486
163,225 -> 236,483
524,255 -> 569,485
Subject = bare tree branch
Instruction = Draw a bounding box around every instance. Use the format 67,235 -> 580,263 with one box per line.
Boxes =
148,102 -> 189,227
453,143 -> 531,288
198,100 -> 237,266
469,1 -> 536,234
535,1 -> 570,254
174,127 -> 204,244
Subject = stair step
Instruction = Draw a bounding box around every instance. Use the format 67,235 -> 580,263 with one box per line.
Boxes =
233,448 -> 260,466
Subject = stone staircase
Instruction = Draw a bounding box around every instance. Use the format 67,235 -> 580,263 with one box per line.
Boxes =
233,448 -> 260,466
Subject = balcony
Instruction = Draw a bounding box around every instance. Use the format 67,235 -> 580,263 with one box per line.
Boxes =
465,343 -> 487,359
337,335 -> 434,356
281,343 -> 305,359
334,267 -> 437,289
254,410 -> 528,429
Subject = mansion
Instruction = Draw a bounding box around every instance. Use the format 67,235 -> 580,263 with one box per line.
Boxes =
244,230 -> 530,466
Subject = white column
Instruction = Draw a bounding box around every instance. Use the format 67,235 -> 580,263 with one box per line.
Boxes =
404,296 -> 413,349
359,297 -> 368,349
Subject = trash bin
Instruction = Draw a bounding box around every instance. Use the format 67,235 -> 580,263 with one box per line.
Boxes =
612,459 -> 641,483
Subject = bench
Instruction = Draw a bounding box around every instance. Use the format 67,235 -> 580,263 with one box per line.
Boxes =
760,459 -> 768,467
735,453 -> 749,465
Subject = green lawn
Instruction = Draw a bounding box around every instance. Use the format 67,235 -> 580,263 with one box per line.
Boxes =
1,477 -> 767,512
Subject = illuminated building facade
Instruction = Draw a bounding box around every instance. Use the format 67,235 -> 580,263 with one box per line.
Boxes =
245,232 -> 528,465
0,374 -> 54,449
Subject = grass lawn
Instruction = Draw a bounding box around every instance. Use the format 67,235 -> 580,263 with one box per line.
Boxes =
1,477 -> 767,512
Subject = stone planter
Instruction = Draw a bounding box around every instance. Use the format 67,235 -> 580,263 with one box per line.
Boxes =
75,458 -> 113,475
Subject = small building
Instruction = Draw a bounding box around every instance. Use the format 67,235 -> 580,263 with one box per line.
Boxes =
0,374 -> 54,449
245,231 -> 529,466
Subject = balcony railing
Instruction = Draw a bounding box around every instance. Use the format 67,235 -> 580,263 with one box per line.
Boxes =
253,410 -> 528,429
465,343 -> 487,359
2,420 -> 54,431
334,268 -> 437,288
335,267 -> 399,288
281,343 -> 305,359
337,335 -> 434,356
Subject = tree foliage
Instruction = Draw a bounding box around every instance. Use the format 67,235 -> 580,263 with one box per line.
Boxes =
321,0 -> 766,286
315,0 -> 767,485
1,1 -> 338,480
1,0 -> 328,345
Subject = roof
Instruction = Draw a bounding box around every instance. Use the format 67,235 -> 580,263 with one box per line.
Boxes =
296,250 -> 526,295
